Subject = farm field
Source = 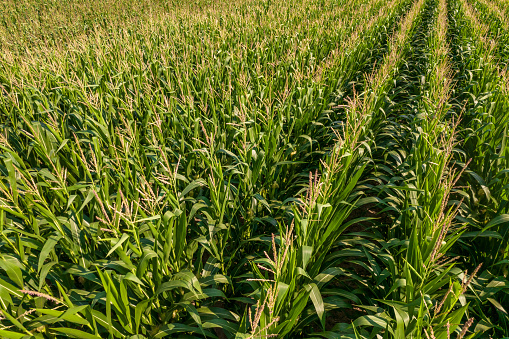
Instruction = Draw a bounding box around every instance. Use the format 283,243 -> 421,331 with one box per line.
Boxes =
0,0 -> 508,337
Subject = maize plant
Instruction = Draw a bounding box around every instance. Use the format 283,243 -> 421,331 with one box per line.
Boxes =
0,0 -> 507,337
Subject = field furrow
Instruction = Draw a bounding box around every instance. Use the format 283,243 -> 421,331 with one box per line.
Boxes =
333,0 -> 475,336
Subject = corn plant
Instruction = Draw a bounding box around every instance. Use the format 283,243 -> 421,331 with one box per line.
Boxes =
0,0 -> 508,337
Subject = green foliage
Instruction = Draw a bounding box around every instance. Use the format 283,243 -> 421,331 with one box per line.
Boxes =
0,0 -> 507,337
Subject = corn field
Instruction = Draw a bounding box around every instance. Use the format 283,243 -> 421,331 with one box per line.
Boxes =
0,0 -> 508,337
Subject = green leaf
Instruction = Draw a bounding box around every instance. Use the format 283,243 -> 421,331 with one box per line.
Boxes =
0,329 -> 26,339
135,299 -> 150,334
0,256 -> 23,288
0,278 -> 23,298
313,267 -> 344,288
306,283 -> 325,329
123,272 -> 145,286
174,210 -> 188,264
353,315 -> 389,328
35,309 -> 89,325
487,298 -> 507,314
38,234 -> 62,272
279,289 -> 310,336
482,214 -> 509,232
302,245 -> 313,270
155,280 -> 190,296
106,233 -> 129,257
50,328 -> 101,339
153,324 -> 205,338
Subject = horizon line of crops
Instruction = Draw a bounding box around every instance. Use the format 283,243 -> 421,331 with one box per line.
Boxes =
0,0 -> 381,70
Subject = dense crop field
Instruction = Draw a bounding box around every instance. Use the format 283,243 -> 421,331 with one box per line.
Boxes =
0,0 -> 508,337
